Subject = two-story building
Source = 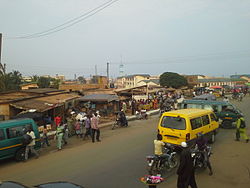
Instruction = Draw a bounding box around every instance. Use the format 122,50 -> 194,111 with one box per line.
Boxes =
116,74 -> 150,88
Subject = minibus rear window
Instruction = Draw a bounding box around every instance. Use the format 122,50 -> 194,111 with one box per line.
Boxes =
161,116 -> 186,130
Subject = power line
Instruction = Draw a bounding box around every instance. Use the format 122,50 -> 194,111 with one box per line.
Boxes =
7,0 -> 119,39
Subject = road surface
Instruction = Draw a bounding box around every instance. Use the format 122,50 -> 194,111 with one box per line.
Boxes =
0,97 -> 250,188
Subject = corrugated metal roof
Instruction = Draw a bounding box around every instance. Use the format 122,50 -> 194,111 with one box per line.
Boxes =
83,89 -> 116,95
117,74 -> 150,79
22,88 -> 65,94
198,78 -> 246,83
139,79 -> 159,85
0,92 -> 40,104
10,93 -> 80,112
77,94 -> 119,102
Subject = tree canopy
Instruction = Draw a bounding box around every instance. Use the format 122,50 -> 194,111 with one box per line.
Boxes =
37,77 -> 51,88
78,76 -> 86,84
0,63 -> 22,92
159,72 -> 188,89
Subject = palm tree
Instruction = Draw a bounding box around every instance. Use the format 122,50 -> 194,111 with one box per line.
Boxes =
0,62 -> 6,76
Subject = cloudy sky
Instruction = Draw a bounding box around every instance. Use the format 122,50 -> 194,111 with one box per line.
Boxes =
0,0 -> 250,79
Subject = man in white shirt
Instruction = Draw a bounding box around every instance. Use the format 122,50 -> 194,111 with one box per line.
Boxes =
24,128 -> 39,161
154,134 -> 165,156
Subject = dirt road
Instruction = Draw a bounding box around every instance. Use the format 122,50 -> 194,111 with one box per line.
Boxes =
0,97 -> 250,188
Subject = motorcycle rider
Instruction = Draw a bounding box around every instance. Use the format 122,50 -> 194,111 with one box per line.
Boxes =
195,133 -> 213,175
154,134 -> 168,163
115,110 -> 128,127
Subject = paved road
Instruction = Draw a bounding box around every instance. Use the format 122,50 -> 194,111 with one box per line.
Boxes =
0,96 -> 250,188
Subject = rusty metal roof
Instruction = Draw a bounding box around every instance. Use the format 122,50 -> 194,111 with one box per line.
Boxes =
82,89 -> 116,95
77,94 -> 119,102
0,92 -> 41,104
22,88 -> 66,94
10,93 -> 81,112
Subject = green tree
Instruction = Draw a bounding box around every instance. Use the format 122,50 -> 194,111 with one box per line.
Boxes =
78,76 -> 86,84
37,77 -> 51,88
0,63 -> 22,92
7,71 -> 22,90
31,75 -> 39,83
159,72 -> 188,89
0,63 -> 6,91
50,78 -> 60,89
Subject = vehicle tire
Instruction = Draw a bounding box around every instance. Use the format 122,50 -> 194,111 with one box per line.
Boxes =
169,154 -> 178,169
15,147 -> 26,161
221,120 -> 233,129
209,132 -> 216,144
147,161 -> 157,175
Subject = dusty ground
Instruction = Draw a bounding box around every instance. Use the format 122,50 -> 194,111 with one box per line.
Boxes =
0,97 -> 249,188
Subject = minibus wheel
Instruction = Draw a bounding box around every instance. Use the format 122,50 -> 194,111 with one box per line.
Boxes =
15,147 -> 25,161
221,120 -> 233,129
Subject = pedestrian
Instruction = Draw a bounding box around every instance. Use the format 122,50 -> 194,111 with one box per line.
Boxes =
63,122 -> 69,145
177,142 -> 197,188
83,115 -> 92,140
41,125 -> 50,147
24,127 -> 39,161
75,119 -> 82,138
54,116 -> 62,127
131,99 -> 136,115
66,116 -> 74,137
235,115 -> 249,143
56,123 -> 64,150
91,113 -> 101,143
122,101 -> 127,113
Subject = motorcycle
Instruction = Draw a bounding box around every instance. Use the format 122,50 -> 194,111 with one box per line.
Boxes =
146,144 -> 178,175
231,93 -> 243,102
136,110 -> 148,120
191,145 -> 212,170
111,111 -> 128,130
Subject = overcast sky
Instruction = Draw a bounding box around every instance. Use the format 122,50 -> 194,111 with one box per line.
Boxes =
0,0 -> 250,79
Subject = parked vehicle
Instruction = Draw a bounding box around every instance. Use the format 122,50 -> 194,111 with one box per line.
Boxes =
146,143 -> 178,175
178,100 -> 243,129
193,94 -> 216,101
158,109 -> 219,146
0,118 -> 41,161
191,145 -> 212,170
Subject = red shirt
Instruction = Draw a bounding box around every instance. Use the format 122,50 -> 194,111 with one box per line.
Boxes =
54,116 -> 61,126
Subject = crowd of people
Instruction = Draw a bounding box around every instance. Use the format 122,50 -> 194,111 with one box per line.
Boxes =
32,110 -> 102,154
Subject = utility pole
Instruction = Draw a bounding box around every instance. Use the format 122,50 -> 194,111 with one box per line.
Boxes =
95,65 -> 97,76
107,62 -> 109,88
0,33 -> 2,64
